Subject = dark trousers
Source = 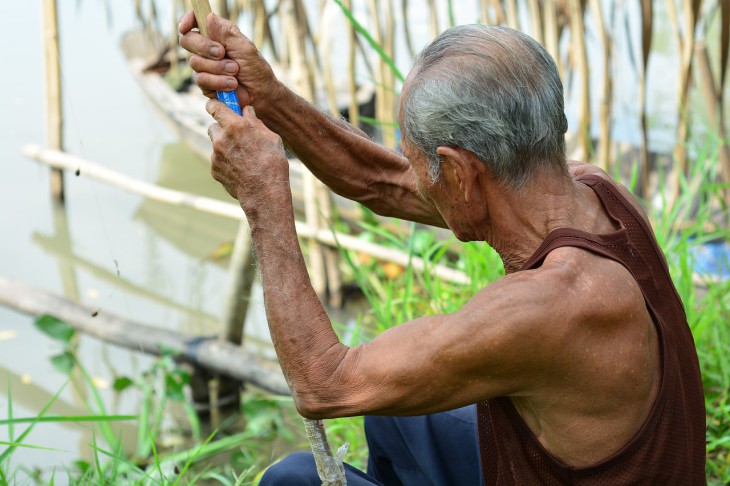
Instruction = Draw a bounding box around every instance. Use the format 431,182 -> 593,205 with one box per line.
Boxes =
259,404 -> 483,486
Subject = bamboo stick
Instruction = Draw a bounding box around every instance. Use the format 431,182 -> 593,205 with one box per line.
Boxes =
527,0 -> 543,44
639,0 -> 652,197
696,41 -> 730,200
489,0 -> 506,25
505,0 -> 519,30
23,145 -> 471,285
402,0 -> 416,58
220,221 -> 256,344
0,276 -> 290,396
543,0 -> 562,78
590,0 -> 612,172
427,0 -> 439,38
345,0 -> 360,128
283,0 -> 329,301
43,0 -> 64,203
720,1 -> 729,106
568,0 -> 591,162
480,0 -> 490,25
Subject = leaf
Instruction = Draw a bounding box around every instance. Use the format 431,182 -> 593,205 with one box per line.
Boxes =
34,315 -> 75,343
113,376 -> 134,392
50,352 -> 75,375
0,440 -> 65,452
73,460 -> 90,474
0,415 -> 136,426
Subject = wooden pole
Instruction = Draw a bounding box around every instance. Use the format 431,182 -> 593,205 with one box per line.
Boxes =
43,0 -> 64,203
696,41 -> 730,203
569,0 -> 591,162
639,0 -> 653,198
23,145 -> 472,285
0,276 -> 290,396
590,0 -> 612,172
220,221 -> 256,344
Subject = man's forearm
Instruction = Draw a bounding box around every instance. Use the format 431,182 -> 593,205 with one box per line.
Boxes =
259,84 -> 444,226
245,189 -> 350,415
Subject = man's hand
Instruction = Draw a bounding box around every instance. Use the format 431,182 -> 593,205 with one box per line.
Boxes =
179,11 -> 282,111
206,100 -> 289,210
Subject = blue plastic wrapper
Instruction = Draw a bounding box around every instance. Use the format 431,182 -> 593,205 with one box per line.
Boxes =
217,90 -> 242,116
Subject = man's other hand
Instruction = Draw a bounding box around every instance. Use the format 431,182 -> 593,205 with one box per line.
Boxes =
179,11 -> 282,112
206,101 -> 289,209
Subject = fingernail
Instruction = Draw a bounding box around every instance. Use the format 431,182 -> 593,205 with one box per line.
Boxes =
226,79 -> 235,90
225,62 -> 237,73
209,45 -> 220,57
248,106 -> 256,117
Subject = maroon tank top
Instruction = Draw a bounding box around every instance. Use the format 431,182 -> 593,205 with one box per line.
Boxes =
476,174 -> 706,485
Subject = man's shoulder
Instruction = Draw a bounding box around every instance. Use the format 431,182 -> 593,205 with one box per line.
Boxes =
534,246 -> 648,326
567,160 -> 650,223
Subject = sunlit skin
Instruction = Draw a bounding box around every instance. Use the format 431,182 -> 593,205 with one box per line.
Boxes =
181,12 -> 660,468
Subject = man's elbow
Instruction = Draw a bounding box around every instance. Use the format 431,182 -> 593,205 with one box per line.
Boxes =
291,387 -> 352,419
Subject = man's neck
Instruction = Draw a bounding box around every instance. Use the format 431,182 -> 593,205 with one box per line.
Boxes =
483,176 -> 582,274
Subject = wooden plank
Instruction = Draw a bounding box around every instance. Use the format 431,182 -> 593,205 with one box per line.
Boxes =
0,276 -> 290,396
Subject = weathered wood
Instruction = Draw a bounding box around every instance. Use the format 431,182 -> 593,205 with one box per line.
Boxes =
43,0 -> 64,203
22,146 -> 471,284
0,276 -> 290,395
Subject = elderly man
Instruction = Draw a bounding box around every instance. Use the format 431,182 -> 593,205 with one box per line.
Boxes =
179,13 -> 705,485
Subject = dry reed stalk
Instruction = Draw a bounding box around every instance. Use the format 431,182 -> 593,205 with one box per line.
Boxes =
317,1 -> 341,117
383,0 -> 398,149
489,0 -> 506,25
220,220 -> 255,345
527,0 -> 543,44
345,0 -> 360,128
427,0 -> 439,38
696,41 -> 730,199
568,0 -> 591,162
721,1 -> 729,106
367,0 -> 398,149
43,0 -> 64,203
590,0 -> 612,172
282,0 -> 328,301
505,0 -> 519,30
402,0 -> 416,58
543,0 -> 563,78
254,0 -> 268,56
214,0 -> 230,19
480,0 -> 490,24
24,145 -> 472,285
666,0 -> 701,178
312,0 -> 345,308
640,0 -> 652,197
169,0 -> 182,79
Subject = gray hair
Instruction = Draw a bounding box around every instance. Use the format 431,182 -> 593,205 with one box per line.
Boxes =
401,24 -> 568,189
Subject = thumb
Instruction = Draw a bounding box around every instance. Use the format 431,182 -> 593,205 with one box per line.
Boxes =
207,13 -> 251,50
206,99 -> 238,126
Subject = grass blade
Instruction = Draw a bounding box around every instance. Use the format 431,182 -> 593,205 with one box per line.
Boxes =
0,381 -> 68,463
0,441 -> 65,452
333,0 -> 404,82
0,415 -> 136,426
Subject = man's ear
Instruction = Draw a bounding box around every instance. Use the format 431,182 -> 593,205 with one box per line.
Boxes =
436,146 -> 477,203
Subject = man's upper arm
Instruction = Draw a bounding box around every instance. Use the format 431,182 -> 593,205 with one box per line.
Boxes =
298,267 -> 574,418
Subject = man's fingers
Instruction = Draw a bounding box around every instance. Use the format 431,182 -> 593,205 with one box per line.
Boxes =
190,55 -> 239,77
178,11 -> 196,35
179,29 -> 225,60
207,13 -> 252,49
206,99 -> 239,127
193,71 -> 238,92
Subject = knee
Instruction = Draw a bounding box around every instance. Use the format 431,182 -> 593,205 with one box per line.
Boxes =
258,452 -> 321,486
